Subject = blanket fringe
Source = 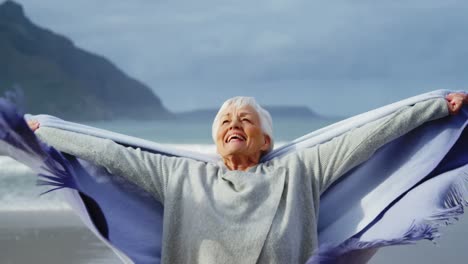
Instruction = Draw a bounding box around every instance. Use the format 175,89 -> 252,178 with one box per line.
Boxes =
307,169 -> 468,264
432,172 -> 468,224
0,97 -> 77,193
36,149 -> 78,193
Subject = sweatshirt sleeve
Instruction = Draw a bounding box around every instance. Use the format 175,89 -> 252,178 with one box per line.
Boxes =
296,97 -> 449,193
35,127 -> 179,202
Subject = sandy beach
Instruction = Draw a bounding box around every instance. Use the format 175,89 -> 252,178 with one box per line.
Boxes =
0,210 -> 121,264
2,211 -> 467,264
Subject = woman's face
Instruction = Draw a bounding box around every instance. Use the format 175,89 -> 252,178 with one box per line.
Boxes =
216,104 -> 270,159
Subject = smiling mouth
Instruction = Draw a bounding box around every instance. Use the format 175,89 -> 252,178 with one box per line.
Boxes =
226,134 -> 246,143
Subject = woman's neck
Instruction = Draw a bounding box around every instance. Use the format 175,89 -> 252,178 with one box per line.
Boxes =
222,154 -> 260,171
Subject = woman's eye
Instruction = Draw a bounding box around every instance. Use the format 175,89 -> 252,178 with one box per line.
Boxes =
222,120 -> 229,124
242,119 -> 250,122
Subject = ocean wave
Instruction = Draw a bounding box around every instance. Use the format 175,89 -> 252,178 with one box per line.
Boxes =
163,142 -> 287,154
0,142 -> 289,211
0,156 -> 35,179
0,156 -> 69,211
168,143 -> 217,154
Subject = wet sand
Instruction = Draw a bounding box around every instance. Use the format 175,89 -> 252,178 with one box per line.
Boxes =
0,210 -> 122,264
0,210 -> 466,264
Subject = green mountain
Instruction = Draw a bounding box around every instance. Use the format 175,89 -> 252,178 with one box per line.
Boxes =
0,0 -> 172,120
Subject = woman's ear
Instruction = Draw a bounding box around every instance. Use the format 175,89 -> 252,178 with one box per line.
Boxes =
261,135 -> 271,151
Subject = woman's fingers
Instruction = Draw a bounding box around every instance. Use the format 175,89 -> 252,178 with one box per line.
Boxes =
449,103 -> 460,115
27,120 -> 40,131
446,92 -> 466,115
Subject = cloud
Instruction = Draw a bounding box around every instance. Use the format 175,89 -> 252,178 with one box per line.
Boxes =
13,0 -> 468,114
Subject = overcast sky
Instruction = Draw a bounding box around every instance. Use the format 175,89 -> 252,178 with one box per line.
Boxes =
13,0 -> 468,115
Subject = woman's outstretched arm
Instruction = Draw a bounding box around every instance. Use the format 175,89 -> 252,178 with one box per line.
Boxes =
297,93 -> 465,193
33,126 -> 185,202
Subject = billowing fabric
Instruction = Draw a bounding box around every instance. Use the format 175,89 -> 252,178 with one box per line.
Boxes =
0,89 -> 467,264
32,97 -> 448,264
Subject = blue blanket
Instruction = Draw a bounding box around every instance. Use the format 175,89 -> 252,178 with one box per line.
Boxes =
0,89 -> 467,264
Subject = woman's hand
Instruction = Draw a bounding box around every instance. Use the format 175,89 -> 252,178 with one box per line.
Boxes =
446,92 -> 468,115
27,120 -> 40,132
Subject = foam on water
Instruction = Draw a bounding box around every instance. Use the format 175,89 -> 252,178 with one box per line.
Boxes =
0,156 -> 34,179
0,142 -> 288,212
0,156 -> 71,212
169,143 -> 218,154
164,142 -> 287,154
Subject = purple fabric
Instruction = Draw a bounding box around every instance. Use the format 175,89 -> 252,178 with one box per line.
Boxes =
0,98 -> 164,264
309,108 -> 468,263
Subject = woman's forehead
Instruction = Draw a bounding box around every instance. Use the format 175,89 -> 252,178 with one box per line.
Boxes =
221,105 -> 258,117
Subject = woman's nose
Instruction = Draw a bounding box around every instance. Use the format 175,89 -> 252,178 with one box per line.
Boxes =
230,118 -> 241,129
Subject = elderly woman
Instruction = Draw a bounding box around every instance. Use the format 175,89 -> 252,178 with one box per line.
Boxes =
30,92 -> 467,263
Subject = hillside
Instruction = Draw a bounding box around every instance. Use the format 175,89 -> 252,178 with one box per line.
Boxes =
0,0 -> 172,120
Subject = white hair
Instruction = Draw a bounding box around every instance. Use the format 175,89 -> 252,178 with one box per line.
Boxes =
212,96 -> 274,153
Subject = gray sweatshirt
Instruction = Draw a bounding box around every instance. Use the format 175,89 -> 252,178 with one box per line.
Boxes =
36,98 -> 448,264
